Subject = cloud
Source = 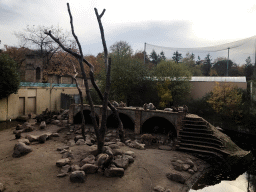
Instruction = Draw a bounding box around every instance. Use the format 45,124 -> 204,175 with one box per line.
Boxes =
0,7 -> 21,25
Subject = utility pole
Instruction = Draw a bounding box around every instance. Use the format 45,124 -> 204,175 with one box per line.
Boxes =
227,47 -> 230,76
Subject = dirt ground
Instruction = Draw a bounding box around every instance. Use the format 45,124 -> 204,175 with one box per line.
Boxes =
0,121 -> 209,192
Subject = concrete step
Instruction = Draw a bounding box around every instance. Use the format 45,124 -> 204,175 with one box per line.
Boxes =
181,127 -> 212,133
179,131 -> 214,138
177,135 -> 223,146
178,143 -> 228,156
183,123 -> 209,129
177,139 -> 224,149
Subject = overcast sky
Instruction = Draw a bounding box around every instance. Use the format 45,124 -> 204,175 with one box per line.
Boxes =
1,0 -> 256,60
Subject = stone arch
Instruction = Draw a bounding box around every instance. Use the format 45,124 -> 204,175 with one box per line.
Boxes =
141,116 -> 177,137
73,110 -> 99,125
107,113 -> 134,130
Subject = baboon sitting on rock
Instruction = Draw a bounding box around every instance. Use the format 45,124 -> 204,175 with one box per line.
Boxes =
143,103 -> 156,111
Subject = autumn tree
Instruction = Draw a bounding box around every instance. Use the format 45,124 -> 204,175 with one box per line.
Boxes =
182,52 -> 202,76
207,82 -> 243,119
154,60 -> 192,106
149,50 -> 166,65
202,53 -> 212,76
212,59 -> 233,76
0,54 -> 20,100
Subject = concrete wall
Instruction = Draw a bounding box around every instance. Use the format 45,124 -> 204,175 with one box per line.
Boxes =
190,81 -> 247,100
0,86 -> 86,121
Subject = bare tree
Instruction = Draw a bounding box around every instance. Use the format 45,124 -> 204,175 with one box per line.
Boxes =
45,3 -> 125,154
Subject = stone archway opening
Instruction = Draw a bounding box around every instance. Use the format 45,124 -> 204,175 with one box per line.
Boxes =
106,113 -> 134,131
141,116 -> 177,138
73,110 -> 99,125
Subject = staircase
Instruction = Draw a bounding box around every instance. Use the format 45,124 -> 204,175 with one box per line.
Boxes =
176,115 -> 228,163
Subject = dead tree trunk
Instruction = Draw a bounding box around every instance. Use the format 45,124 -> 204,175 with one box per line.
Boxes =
45,3 -> 122,153
45,4 -> 125,143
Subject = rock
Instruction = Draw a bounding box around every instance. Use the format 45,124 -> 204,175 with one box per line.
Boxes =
164,108 -> 173,111
166,173 -> 186,184
71,165 -> 81,172
133,141 -> 145,150
51,133 -> 60,137
185,158 -> 194,168
40,121 -> 46,129
182,164 -> 191,171
153,185 -> 165,192
67,140 -> 75,147
172,162 -> 183,172
16,124 -> 23,130
104,142 -> 116,146
62,120 -> 68,124
12,142 -> 32,158
0,183 -> 4,192
105,137 -> 110,142
25,135 -> 39,142
192,165 -> 198,172
165,189 -> 172,192
112,156 -> 130,169
57,173 -> 67,177
97,154 -> 111,169
176,160 -> 184,164
23,125 -> 34,132
123,155 -> 134,163
81,164 -> 98,174
89,145 -> 98,156
57,146 -> 69,151
70,171 -> 86,183
116,141 -> 125,147
104,167 -> 124,177
81,155 -> 96,165
56,158 -> 71,167
158,145 -> 172,151
61,164 -> 71,174
188,169 -> 194,174
38,134 -> 48,143
62,151 -> 74,159
108,144 -> 120,149
124,151 -> 136,158
103,146 -> 113,158
18,139 -> 30,145
112,149 -> 123,156
76,139 -> 85,145
60,149 -> 68,154
15,131 -> 22,139
74,135 -> 84,143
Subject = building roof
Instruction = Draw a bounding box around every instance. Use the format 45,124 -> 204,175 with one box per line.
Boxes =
190,76 -> 246,83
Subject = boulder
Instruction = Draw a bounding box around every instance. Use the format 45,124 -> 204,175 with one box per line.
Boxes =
112,156 -> 130,169
71,165 -> 81,172
81,155 -> 96,165
70,171 -> 86,183
57,173 -> 67,177
62,151 -> 74,159
23,125 -> 34,132
123,155 -> 134,163
103,146 -> 113,158
25,135 -> 39,142
133,141 -> 145,150
182,164 -> 191,171
158,145 -> 172,151
51,133 -> 60,137
116,141 -> 125,147
61,164 -> 71,174
16,124 -> 23,130
56,158 -> 71,167
18,139 -> 30,145
57,146 -> 69,151
81,164 -> 98,174
185,158 -> 194,168
153,185 -> 165,192
15,131 -> 22,139
124,151 -> 135,158
0,183 -> 4,192
112,149 -> 123,156
166,173 -> 186,184
89,145 -> 98,156
38,134 -> 48,143
188,169 -> 194,174
108,144 -> 120,149
74,135 -> 84,143
104,167 -> 124,177
164,108 -> 173,111
172,162 -> 183,172
76,139 -> 85,145
40,121 -> 46,129
12,142 -> 32,158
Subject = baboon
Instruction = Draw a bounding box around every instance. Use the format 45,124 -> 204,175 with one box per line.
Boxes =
141,134 -> 157,146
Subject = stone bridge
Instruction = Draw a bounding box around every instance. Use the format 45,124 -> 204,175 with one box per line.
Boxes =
68,104 -> 186,136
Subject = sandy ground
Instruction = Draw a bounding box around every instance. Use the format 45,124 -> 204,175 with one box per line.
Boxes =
0,122 -> 209,192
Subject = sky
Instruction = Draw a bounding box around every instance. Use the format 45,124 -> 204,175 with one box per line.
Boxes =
1,0 -> 256,63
